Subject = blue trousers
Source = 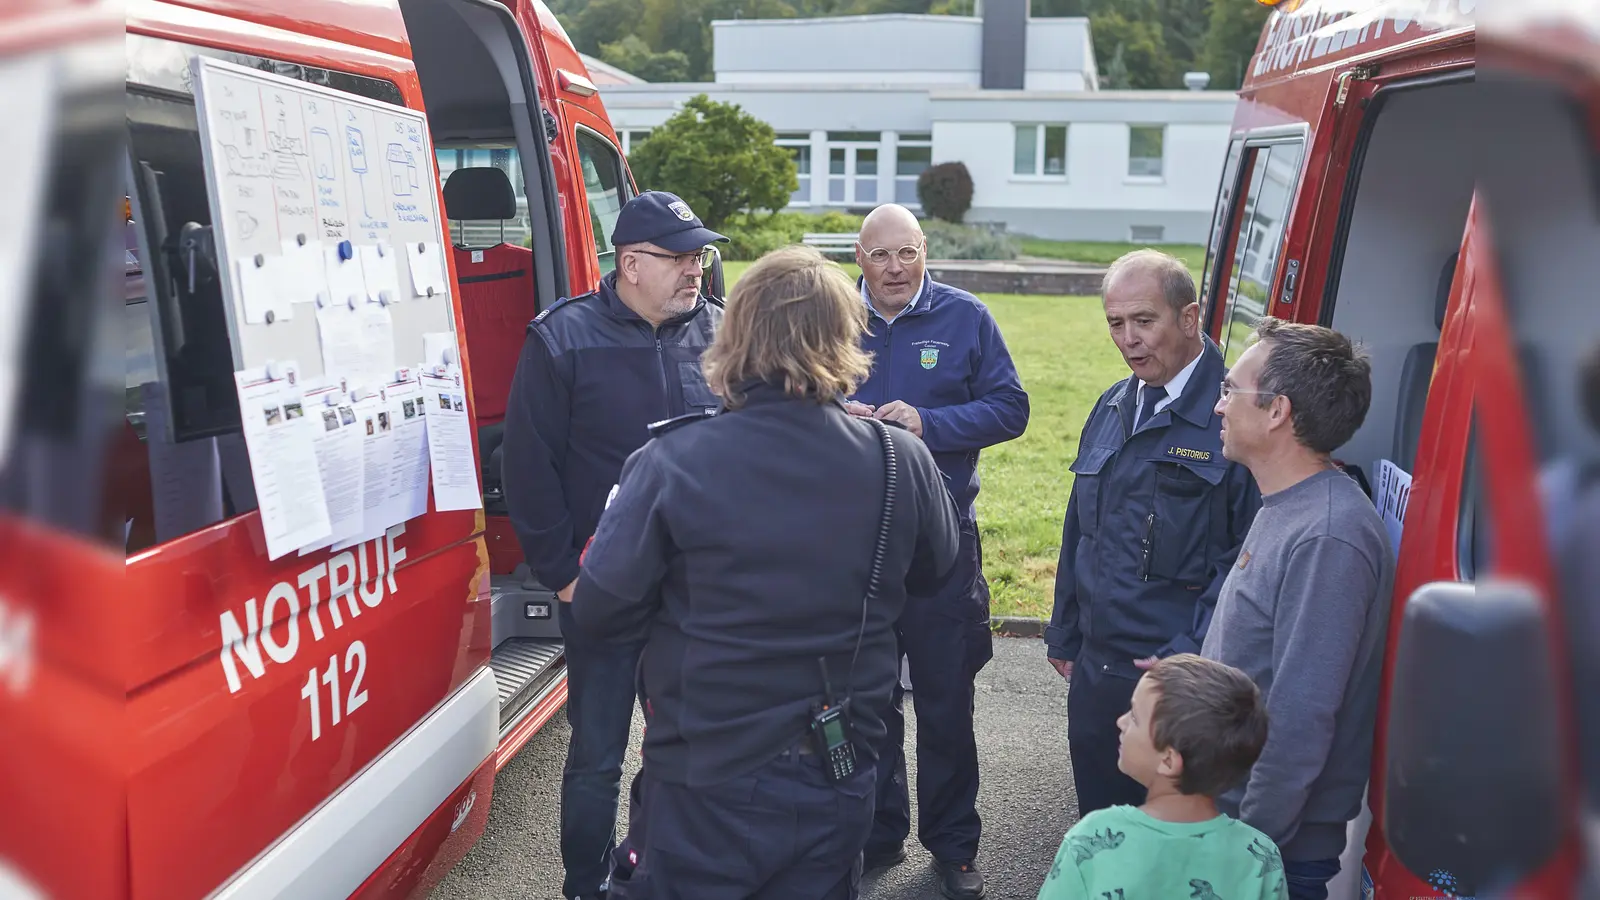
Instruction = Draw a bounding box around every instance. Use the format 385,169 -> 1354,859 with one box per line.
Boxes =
1284,857 -> 1342,900
868,520 -> 992,863
558,601 -> 646,898
611,749 -> 877,900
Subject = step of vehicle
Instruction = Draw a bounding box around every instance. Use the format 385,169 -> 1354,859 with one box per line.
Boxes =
491,638 -> 564,733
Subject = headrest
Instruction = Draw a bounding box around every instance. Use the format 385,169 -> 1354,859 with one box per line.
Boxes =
444,167 -> 517,221
1434,251 -> 1459,332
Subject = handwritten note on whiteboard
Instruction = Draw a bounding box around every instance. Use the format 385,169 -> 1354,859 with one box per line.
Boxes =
191,56 -> 456,379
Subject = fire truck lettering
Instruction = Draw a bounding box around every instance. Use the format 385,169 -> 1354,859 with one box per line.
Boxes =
329,550 -> 360,624
299,563 -> 329,642
385,523 -> 407,595
358,538 -> 386,609
261,581 -> 301,665
0,599 -> 36,697
219,599 -> 266,694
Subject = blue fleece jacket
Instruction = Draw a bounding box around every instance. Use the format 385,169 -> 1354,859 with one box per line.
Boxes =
850,274 -> 1029,519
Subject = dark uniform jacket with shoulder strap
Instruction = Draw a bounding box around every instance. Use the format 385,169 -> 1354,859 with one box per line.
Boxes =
502,270 -> 722,592
1045,338 -> 1262,679
568,382 -> 962,787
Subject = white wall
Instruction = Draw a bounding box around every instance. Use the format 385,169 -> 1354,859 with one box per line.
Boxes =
1023,71 -> 1089,91
713,16 -> 983,85
1024,18 -> 1095,90
932,119 -> 1232,213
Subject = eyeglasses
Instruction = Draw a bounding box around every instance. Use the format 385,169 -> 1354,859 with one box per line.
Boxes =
1218,380 -> 1279,402
858,242 -> 924,267
631,247 -> 715,268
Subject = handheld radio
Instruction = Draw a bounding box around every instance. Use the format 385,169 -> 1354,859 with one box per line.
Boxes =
810,416 -> 897,784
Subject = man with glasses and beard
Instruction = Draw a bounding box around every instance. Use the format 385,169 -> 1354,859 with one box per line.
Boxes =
847,203 -> 1030,899
502,190 -> 726,900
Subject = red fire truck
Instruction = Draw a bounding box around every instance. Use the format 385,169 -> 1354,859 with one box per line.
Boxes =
1,0 -> 679,896
1207,0 -> 1597,896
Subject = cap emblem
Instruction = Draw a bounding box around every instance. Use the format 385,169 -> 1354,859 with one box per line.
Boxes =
668,200 -> 694,222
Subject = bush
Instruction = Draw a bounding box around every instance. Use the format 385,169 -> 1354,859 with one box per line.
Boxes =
917,162 -> 974,224
923,219 -> 1019,260
627,95 -> 796,231
717,210 -> 866,261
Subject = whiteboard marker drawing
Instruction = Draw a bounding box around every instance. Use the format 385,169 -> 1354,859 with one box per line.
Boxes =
346,122 -> 372,219
311,127 -> 337,181
385,143 -> 418,197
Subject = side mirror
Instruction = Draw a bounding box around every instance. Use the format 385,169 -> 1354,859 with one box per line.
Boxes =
1384,579 -> 1567,896
703,244 -> 726,304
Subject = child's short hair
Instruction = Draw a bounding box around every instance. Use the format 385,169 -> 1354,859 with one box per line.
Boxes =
1145,654 -> 1270,797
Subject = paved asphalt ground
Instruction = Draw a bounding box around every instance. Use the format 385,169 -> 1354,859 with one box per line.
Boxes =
432,636 -> 1078,900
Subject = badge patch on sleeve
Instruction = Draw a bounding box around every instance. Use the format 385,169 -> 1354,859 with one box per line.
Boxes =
919,348 -> 939,369
1165,445 -> 1213,462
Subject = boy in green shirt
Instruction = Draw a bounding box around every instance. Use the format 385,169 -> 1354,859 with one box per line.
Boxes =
1038,654 -> 1288,900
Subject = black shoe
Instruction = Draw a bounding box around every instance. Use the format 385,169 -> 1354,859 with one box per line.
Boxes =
862,841 -> 907,871
934,859 -> 986,899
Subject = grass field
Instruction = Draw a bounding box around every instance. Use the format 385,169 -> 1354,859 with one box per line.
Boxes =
717,243 -> 1194,620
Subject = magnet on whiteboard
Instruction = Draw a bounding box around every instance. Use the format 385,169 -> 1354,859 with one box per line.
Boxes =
338,240 -> 354,261
347,294 -> 358,310
315,291 -> 328,309
426,286 -> 435,297
297,233 -> 308,246
377,242 -> 390,257
417,242 -> 426,254
254,253 -> 265,268
378,290 -> 393,306
264,309 -> 276,324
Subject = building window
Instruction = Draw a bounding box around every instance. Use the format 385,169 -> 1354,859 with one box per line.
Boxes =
1129,125 -> 1165,178
776,133 -> 810,204
825,132 -> 881,206
896,135 -> 932,205
1129,225 -> 1165,243
1014,124 -> 1067,177
621,129 -> 652,157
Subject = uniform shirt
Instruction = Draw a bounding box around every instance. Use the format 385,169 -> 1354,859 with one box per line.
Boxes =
569,382 -> 961,787
1036,806 -> 1288,900
1045,338 -> 1262,676
862,279 -> 925,324
851,274 -> 1029,519
1134,347 -> 1203,425
501,270 -> 721,592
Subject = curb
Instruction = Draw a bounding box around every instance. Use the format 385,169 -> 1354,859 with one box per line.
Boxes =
989,616 -> 1045,638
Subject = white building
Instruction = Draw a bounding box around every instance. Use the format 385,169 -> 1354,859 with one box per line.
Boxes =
597,8 -> 1238,244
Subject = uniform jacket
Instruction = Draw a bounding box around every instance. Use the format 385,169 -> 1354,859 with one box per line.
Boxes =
851,274 -> 1029,520
501,270 -> 722,592
1045,339 -> 1261,678
569,382 -> 961,787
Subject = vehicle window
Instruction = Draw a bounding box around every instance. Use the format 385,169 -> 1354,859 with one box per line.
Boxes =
574,129 -> 629,276
123,36 -> 402,553
436,145 -> 529,247
1217,141 -> 1303,365
1199,140 -> 1243,324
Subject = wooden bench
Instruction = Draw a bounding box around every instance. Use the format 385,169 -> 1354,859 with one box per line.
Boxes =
801,232 -> 859,258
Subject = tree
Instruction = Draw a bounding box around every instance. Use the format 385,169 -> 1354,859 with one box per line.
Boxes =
1200,0 -> 1271,91
1090,10 -> 1177,89
626,94 -> 797,231
599,34 -> 692,82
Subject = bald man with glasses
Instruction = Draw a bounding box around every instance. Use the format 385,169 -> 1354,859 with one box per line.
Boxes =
847,203 -> 1029,899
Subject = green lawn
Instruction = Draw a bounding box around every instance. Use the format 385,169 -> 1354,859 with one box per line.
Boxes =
719,258 -> 1131,620
1016,237 -> 1207,277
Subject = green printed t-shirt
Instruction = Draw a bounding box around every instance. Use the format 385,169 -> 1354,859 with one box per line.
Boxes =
1037,805 -> 1288,900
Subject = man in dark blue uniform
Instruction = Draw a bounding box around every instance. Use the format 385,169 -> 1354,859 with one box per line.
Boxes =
1045,249 -> 1261,818
501,190 -> 727,900
571,245 -> 961,899
847,204 -> 1029,899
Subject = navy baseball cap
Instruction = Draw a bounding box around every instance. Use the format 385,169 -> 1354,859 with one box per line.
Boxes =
609,191 -> 729,253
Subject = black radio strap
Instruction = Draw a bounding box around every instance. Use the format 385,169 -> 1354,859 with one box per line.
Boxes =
843,417 -> 898,706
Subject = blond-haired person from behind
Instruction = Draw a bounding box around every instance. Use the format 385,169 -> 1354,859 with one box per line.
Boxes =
572,245 -> 962,899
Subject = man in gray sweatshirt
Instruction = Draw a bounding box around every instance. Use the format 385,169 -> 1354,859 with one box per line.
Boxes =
1201,317 -> 1395,900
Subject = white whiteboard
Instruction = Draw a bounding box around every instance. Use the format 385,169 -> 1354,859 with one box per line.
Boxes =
190,56 -> 457,383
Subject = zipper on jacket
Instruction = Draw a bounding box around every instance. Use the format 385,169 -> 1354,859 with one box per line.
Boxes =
654,327 -> 672,418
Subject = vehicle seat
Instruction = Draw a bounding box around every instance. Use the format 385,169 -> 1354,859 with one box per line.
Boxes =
1392,252 -> 1456,473
443,167 -> 536,507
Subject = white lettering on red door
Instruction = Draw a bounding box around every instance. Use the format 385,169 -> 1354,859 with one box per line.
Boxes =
0,597 -> 36,696
217,524 -> 408,695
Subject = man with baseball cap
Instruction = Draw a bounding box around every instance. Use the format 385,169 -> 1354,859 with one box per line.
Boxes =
502,190 -> 727,900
